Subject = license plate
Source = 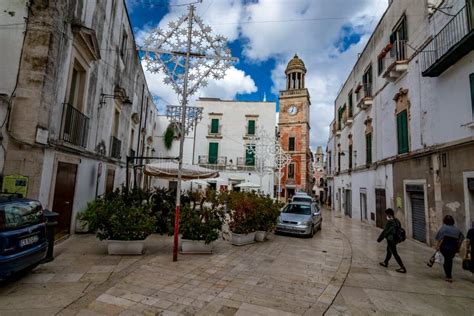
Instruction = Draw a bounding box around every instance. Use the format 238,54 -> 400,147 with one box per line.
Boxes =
20,235 -> 39,247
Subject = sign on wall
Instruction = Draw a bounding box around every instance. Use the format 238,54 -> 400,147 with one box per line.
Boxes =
2,174 -> 29,198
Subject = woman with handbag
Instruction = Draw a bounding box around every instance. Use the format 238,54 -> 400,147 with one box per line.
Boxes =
435,215 -> 464,283
466,223 -> 474,273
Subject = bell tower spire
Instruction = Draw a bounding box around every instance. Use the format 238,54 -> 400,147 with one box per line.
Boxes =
285,54 -> 307,90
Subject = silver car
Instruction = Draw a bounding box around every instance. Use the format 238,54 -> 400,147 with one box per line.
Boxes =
275,202 -> 322,237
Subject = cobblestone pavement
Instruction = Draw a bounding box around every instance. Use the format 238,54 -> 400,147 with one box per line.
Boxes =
0,210 -> 473,315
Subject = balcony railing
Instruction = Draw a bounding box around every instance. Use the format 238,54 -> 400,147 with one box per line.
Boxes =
237,157 -> 256,167
279,88 -> 308,97
61,103 -> 89,148
208,124 -> 222,135
110,136 -> 121,159
198,155 -> 227,166
388,40 -> 408,64
420,5 -> 474,77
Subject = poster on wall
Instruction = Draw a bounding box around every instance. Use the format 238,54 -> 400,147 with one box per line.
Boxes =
2,175 -> 29,198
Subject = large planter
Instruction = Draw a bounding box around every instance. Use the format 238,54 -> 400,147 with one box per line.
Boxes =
255,231 -> 266,242
181,239 -> 214,254
230,232 -> 256,246
107,240 -> 145,255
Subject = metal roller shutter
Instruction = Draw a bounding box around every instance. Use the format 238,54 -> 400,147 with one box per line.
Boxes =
411,193 -> 426,243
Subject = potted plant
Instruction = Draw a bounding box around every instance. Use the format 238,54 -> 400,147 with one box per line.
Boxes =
255,194 -> 281,242
179,190 -> 225,253
79,189 -> 156,255
228,192 -> 258,245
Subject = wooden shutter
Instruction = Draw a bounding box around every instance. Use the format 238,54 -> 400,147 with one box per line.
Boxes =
245,145 -> 255,166
208,142 -> 218,164
247,120 -> 255,135
397,111 -> 409,154
211,119 -> 219,134
366,133 -> 372,164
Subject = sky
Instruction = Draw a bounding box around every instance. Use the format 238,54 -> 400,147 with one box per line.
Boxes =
125,0 -> 388,151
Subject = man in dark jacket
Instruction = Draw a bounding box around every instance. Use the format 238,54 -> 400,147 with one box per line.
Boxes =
377,208 -> 406,273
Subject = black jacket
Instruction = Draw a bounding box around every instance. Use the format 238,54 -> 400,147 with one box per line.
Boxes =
377,218 -> 400,243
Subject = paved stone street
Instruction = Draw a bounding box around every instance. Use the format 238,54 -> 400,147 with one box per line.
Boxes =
0,210 -> 473,316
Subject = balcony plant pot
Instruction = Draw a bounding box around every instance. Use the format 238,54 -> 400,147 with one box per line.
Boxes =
230,231 -> 256,246
107,239 -> 145,255
181,239 -> 213,254
255,231 -> 266,242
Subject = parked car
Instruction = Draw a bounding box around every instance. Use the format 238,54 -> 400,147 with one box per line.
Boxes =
0,196 -> 48,279
275,202 -> 322,237
291,193 -> 313,204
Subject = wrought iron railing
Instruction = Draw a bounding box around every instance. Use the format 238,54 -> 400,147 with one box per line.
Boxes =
208,124 -> 222,135
362,83 -> 372,98
199,155 -> 227,165
110,136 -> 122,159
420,5 -> 471,73
61,103 -> 89,148
386,40 -> 408,65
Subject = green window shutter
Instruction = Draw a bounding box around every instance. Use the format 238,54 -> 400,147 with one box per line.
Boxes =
211,118 -> 219,134
348,91 -> 353,117
247,120 -> 255,135
366,133 -> 372,164
208,142 -> 218,164
397,111 -> 409,154
470,73 -> 474,117
246,145 -> 255,166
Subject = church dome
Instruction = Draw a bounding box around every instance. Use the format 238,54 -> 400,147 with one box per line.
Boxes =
285,54 -> 306,74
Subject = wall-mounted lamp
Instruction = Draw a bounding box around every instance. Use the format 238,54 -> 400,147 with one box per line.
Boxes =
151,148 -> 156,155
99,93 -> 133,107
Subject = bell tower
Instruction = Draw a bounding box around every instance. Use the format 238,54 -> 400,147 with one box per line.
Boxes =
278,54 -> 312,200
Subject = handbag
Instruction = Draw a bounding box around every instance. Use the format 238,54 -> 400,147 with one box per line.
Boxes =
462,254 -> 471,271
434,251 -> 444,264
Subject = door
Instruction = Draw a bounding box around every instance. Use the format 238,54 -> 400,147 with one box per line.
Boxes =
360,192 -> 367,220
375,188 -> 386,228
344,189 -> 352,218
208,142 -> 218,164
52,162 -> 77,236
411,193 -> 426,243
105,168 -> 115,195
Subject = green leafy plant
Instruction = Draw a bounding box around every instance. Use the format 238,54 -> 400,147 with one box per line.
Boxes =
163,124 -> 175,150
79,189 -> 156,241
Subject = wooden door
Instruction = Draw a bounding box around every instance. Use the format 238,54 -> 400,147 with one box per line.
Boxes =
105,168 -> 115,195
375,189 -> 386,228
52,162 -> 77,236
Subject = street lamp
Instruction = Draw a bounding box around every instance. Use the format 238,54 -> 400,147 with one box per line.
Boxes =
99,93 -> 132,107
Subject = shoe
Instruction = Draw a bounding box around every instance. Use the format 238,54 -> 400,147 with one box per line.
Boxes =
396,268 -> 407,273
379,262 -> 388,268
445,278 -> 453,283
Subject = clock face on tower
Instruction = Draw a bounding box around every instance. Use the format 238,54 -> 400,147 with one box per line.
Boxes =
287,105 -> 298,116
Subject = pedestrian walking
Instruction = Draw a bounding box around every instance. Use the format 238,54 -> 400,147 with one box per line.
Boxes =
377,208 -> 407,273
466,223 -> 474,273
434,215 -> 464,283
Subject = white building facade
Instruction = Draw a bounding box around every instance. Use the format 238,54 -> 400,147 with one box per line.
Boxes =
0,0 -> 159,234
327,0 -> 474,245
153,98 -> 277,197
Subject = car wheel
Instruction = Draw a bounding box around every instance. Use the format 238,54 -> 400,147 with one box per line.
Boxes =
309,226 -> 314,238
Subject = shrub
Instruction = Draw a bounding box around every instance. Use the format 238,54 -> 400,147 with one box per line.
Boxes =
79,189 -> 156,241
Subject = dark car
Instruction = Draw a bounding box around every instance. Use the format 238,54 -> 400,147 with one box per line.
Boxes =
0,197 -> 48,279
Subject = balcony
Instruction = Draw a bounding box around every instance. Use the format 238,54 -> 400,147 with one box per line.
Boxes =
237,157 -> 256,169
207,124 -> 222,137
60,103 -> 89,148
110,136 -> 122,159
420,4 -> 474,77
198,155 -> 227,166
383,40 -> 409,81
357,84 -> 373,110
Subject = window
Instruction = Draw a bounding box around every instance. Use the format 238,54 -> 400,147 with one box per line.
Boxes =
0,200 -> 43,231
378,56 -> 385,76
288,163 -> 295,179
470,73 -> 474,118
245,144 -> 255,166
362,65 -> 373,97
68,60 -> 86,111
247,120 -> 256,135
397,110 -> 409,154
121,31 -> 128,59
338,105 -> 346,129
112,108 -> 120,137
210,118 -> 219,134
338,152 -> 341,172
348,144 -> 353,170
289,137 -> 295,151
348,90 -> 353,117
366,133 -> 372,165
208,142 -> 219,164
390,15 -> 408,61
329,152 -> 332,171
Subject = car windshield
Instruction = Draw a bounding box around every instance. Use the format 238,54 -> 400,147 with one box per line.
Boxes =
282,204 -> 312,215
292,196 -> 311,203
0,200 -> 43,232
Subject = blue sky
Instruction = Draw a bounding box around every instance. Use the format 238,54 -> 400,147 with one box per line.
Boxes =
126,0 -> 387,149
